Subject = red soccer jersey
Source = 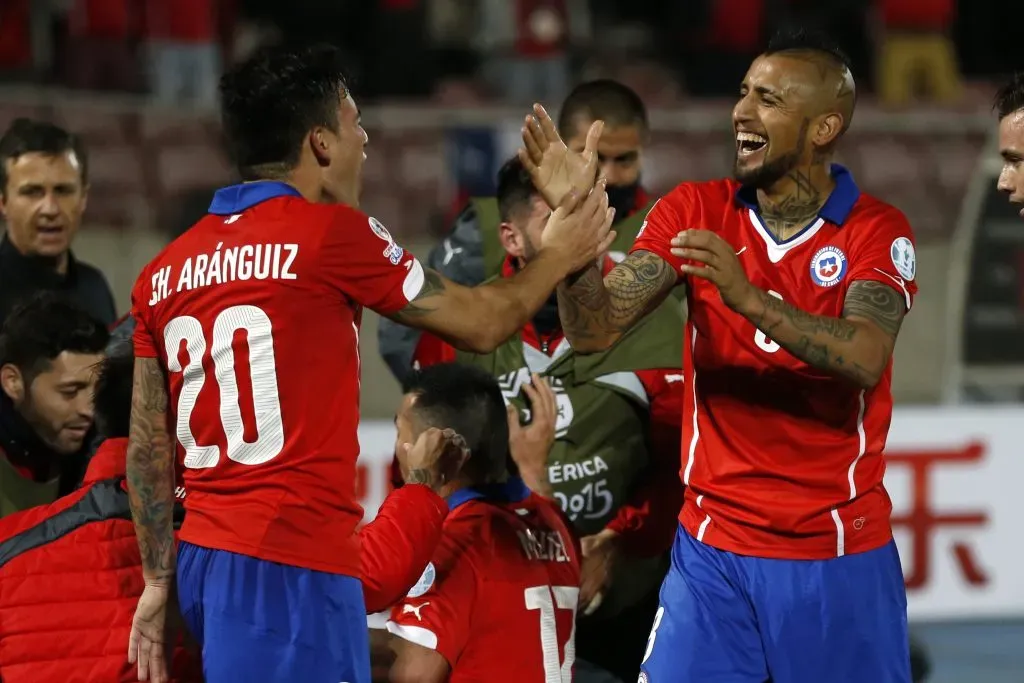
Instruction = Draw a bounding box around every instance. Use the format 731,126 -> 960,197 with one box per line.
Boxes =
631,165 -> 917,560
131,181 -> 425,576
387,479 -> 581,682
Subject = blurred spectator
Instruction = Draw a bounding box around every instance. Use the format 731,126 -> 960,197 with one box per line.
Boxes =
144,0 -> 224,108
0,0 -> 33,76
0,351 -> 202,683
670,0 -> 765,96
875,0 -> 962,105
0,118 -> 117,327
63,0 -> 141,92
0,293 -> 108,516
477,0 -> 592,103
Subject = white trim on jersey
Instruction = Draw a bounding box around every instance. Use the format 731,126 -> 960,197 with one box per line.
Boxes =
748,209 -> 826,263
386,621 -> 439,650
833,392 -> 869,557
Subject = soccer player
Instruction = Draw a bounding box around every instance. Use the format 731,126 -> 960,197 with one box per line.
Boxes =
124,44 -> 614,683
995,72 -> 1024,216
378,79 -> 658,383
521,29 -> 917,683
386,363 -> 580,683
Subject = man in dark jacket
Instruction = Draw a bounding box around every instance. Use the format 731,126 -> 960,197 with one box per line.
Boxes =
0,292 -> 108,513
0,118 -> 117,327
378,79 -> 657,383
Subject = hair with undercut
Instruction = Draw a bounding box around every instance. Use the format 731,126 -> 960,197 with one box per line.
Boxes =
0,292 -> 109,384
402,363 -> 509,485
496,156 -> 539,223
219,43 -> 351,180
764,27 -> 853,73
995,73 -> 1024,121
557,79 -> 648,139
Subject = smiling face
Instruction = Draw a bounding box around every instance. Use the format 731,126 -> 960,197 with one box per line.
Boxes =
316,92 -> 368,207
732,53 -> 849,188
997,109 -> 1024,217
1,151 -> 87,261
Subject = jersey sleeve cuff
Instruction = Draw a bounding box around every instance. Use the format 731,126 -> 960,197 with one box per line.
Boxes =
857,269 -> 914,311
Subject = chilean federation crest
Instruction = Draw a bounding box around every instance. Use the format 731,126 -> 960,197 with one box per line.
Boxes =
809,246 -> 848,287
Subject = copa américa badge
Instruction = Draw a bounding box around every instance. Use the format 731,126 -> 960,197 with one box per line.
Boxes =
407,562 -> 436,598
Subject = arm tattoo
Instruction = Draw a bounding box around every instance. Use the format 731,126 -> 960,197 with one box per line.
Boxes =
125,357 -> 176,582
744,280 -> 905,388
394,268 -> 447,320
557,251 -> 677,348
841,280 -> 906,336
404,468 -> 433,486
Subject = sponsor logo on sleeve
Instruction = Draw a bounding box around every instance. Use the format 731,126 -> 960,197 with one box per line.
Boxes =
890,236 -> 916,281
369,216 -> 404,265
406,561 -> 435,598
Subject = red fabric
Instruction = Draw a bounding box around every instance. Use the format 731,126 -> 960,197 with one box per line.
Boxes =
413,253 -> 682,555
706,0 -> 763,52
388,492 -> 579,678
631,171 -> 917,560
879,0 -> 954,31
144,0 -> 217,42
0,439 -> 200,683
132,192 -> 424,577
360,484 -> 448,613
69,0 -> 133,40
514,0 -> 569,58
0,0 -> 31,68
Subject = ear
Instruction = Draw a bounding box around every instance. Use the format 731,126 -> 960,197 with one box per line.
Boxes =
309,128 -> 331,168
499,221 -> 524,258
0,364 -> 24,403
814,112 -> 844,149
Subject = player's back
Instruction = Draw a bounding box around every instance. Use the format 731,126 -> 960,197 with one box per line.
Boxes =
131,182 -> 423,576
388,481 -> 581,683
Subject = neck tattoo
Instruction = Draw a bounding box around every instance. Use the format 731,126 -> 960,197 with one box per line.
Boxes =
758,169 -> 828,241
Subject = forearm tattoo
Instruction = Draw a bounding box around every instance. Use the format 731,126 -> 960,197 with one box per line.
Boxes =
125,357 -> 176,581
395,268 -> 447,320
557,251 -> 677,344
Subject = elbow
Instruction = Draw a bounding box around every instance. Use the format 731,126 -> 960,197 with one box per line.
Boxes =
567,333 -> 617,355
453,327 -> 503,355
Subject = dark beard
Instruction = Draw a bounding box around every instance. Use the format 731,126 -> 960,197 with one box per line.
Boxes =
606,180 -> 640,219
732,145 -> 802,189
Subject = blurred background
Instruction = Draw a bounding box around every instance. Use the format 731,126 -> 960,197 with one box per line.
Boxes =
1,1 -> 1022,681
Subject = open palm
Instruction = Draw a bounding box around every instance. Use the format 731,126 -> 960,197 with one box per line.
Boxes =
519,103 -> 603,209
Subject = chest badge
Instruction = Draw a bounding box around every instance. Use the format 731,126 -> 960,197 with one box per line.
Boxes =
809,246 -> 848,287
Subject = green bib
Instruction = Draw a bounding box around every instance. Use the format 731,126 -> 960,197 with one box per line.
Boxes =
0,451 -> 60,518
456,295 -> 683,618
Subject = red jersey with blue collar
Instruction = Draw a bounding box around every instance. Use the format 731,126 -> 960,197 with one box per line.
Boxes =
387,478 -> 581,682
632,165 -> 917,560
131,181 -> 425,576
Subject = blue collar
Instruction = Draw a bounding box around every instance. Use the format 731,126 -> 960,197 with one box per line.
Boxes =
734,164 -> 860,226
446,477 -> 532,511
208,181 -> 303,215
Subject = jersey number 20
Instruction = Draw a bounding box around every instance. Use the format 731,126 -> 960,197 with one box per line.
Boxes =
524,585 -> 578,683
164,305 -> 285,469
753,290 -> 784,353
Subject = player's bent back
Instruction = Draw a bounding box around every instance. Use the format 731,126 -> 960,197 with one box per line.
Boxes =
388,481 -> 581,683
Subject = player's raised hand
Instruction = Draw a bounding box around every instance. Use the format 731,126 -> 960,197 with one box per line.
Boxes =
508,374 -> 559,497
128,582 -> 172,683
540,179 -> 617,274
671,229 -> 757,311
519,103 -> 603,208
402,427 -> 471,496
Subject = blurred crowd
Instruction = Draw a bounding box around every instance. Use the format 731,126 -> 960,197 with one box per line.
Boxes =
0,0 -> 1019,108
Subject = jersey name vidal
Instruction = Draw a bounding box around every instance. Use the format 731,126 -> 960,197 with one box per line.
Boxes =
130,181 -> 424,575
631,166 -> 918,560
387,482 -> 581,682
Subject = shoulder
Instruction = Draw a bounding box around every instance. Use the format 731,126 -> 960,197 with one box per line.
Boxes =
72,258 -> 112,288
848,194 -> 914,236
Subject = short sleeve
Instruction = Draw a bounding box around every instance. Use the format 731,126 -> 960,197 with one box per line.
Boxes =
630,186 -> 697,281
846,209 -> 918,311
319,206 -> 426,315
130,267 -> 159,359
386,530 -> 478,667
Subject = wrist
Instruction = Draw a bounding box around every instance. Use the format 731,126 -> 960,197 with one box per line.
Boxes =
733,283 -> 763,317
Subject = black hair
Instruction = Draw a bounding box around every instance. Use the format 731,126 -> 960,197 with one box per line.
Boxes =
93,352 -> 133,439
995,73 -> 1024,120
0,292 -> 109,383
219,43 -> 351,180
402,363 -> 509,485
0,118 -> 88,193
557,79 -> 648,138
765,27 -> 853,73
496,156 -> 538,222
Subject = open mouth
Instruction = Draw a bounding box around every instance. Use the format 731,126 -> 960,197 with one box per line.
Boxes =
736,132 -> 768,158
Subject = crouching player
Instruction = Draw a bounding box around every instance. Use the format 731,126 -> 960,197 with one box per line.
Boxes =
386,364 -> 580,682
